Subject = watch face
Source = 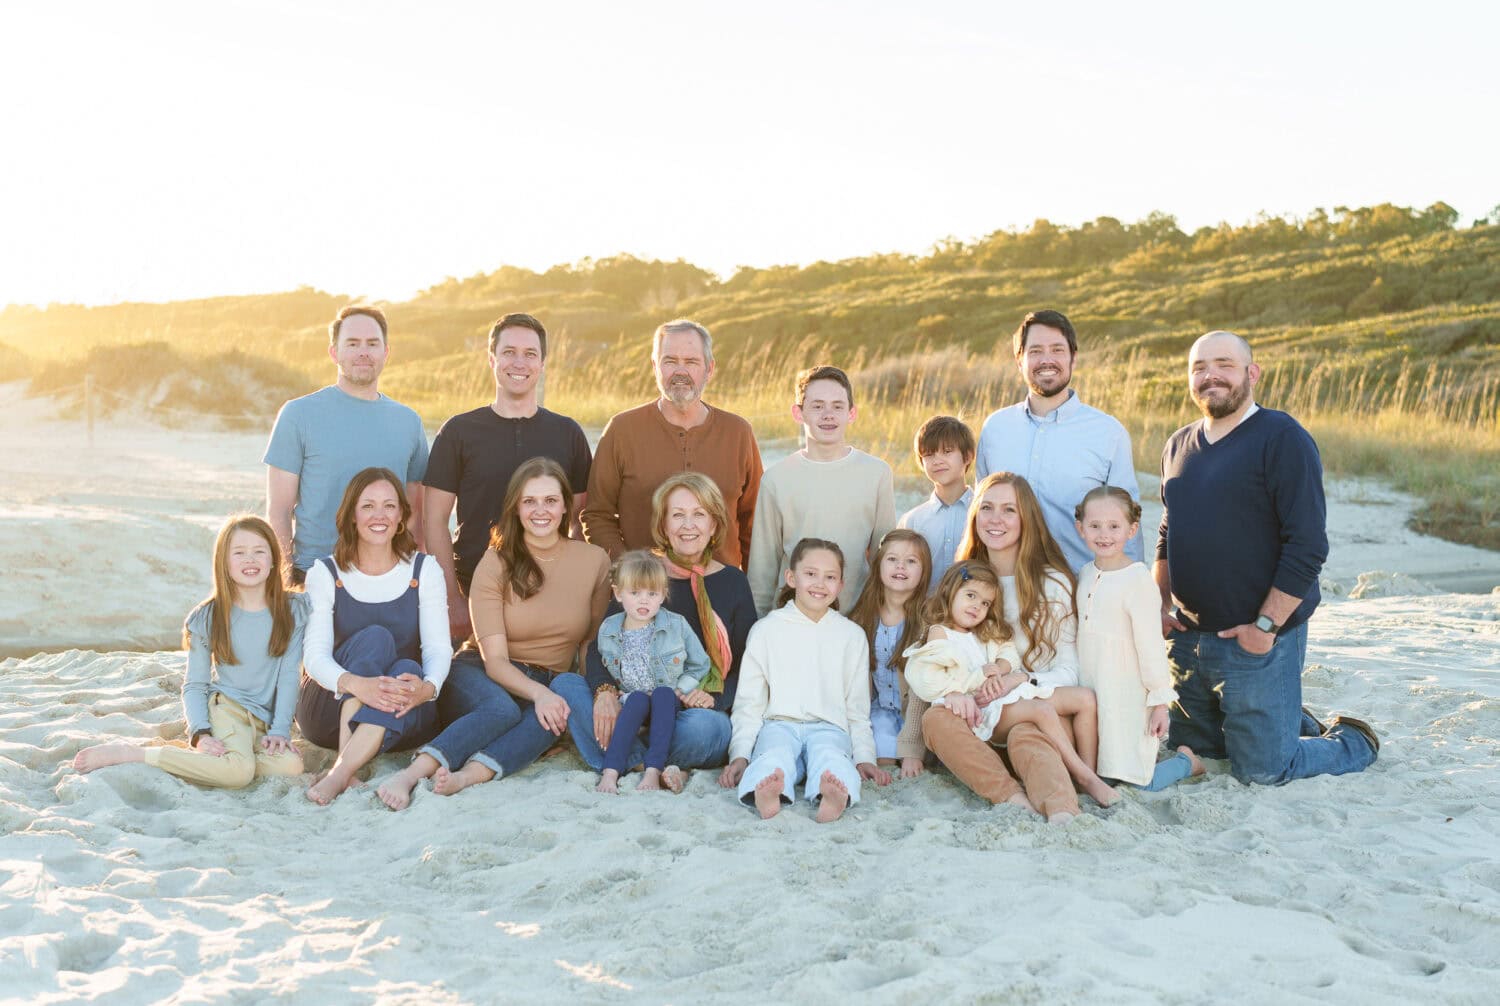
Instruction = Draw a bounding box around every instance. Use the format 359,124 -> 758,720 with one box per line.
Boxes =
1255,616 -> 1276,633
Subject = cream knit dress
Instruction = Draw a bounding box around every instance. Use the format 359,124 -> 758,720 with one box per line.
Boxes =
1075,561 -> 1178,785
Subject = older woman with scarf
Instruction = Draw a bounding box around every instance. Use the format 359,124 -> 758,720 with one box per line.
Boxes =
581,472 -> 757,773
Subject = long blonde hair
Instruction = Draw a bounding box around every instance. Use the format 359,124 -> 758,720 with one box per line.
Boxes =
191,515 -> 294,665
847,529 -> 931,675
957,472 -> 1076,669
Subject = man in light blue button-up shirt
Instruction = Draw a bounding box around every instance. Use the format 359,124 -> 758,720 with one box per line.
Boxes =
975,310 -> 1142,573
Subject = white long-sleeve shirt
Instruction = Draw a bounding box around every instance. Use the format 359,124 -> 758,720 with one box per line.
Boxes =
302,555 -> 451,698
1000,572 -> 1079,687
729,602 -> 876,765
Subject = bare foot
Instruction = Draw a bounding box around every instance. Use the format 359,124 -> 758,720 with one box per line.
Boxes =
1004,791 -> 1039,815
814,771 -> 850,824
1047,811 -> 1077,826
305,770 -> 355,806
636,768 -> 663,792
753,768 -> 785,820
1084,776 -> 1121,807
596,769 -> 620,795
661,765 -> 685,794
73,744 -> 144,773
433,762 -> 493,796
376,767 -> 422,811
1178,745 -> 1206,778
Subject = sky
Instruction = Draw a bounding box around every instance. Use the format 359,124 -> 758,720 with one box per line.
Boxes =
1,1 -> 1496,308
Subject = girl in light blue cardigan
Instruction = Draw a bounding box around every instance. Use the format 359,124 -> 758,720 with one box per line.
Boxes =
595,551 -> 713,793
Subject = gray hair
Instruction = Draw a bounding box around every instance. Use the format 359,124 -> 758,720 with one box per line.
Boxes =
652,318 -> 714,366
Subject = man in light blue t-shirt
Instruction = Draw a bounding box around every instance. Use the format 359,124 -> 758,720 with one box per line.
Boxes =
264,305 -> 429,584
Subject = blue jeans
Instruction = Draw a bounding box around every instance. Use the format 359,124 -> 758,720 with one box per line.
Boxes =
468,663 -> 596,779
419,658 -> 523,771
737,721 -> 860,807
567,694 -> 731,772
1167,623 -> 1376,785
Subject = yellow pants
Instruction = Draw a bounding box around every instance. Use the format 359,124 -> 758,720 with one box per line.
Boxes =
145,693 -> 304,788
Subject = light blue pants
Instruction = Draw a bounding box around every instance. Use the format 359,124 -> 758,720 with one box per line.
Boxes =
737,720 -> 861,809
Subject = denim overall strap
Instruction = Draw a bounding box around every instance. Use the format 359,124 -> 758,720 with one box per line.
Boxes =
322,553 -> 426,661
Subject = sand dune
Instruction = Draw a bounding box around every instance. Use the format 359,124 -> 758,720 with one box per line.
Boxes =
3,384 -> 1499,1002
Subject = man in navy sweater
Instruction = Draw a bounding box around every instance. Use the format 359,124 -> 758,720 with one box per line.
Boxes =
1154,331 -> 1379,784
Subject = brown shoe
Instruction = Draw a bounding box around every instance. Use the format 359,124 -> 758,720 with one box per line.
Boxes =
1329,715 -> 1380,758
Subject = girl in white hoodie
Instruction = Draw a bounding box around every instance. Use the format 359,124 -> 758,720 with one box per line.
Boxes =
719,538 -> 891,822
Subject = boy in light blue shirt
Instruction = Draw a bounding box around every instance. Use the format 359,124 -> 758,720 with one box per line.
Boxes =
897,415 -> 975,590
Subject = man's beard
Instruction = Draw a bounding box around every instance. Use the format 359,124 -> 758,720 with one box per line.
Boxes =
1026,365 -> 1071,399
1193,374 -> 1251,419
661,378 -> 702,406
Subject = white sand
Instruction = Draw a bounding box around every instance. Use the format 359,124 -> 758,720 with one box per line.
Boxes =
3,384 -> 1499,1003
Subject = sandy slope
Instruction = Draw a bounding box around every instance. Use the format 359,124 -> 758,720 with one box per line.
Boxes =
2,384 -> 1499,1003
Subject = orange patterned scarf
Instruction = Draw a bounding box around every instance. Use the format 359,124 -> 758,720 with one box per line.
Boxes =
659,549 -> 729,692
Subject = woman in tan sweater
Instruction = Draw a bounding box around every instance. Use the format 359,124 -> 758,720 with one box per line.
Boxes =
402,457 -> 610,798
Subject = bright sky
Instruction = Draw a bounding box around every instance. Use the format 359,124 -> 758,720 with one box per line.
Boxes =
1,1 -> 1495,308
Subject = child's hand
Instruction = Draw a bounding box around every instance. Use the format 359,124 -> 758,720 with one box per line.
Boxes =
718,758 -> 748,789
900,757 -> 925,779
1147,704 -> 1170,739
858,762 -> 892,786
194,735 -> 228,757
976,673 -> 1006,703
682,689 -> 714,709
261,734 -> 295,757
944,692 -> 981,728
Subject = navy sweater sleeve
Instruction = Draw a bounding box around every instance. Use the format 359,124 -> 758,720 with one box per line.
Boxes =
1265,422 -> 1329,600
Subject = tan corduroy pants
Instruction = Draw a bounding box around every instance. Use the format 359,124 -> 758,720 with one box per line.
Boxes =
145,693 -> 304,788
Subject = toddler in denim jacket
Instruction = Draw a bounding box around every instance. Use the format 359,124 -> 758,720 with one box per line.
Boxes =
595,551 -> 714,793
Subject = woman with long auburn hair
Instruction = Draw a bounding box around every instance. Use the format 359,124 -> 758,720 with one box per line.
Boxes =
914,471 -> 1095,822
297,467 -> 452,806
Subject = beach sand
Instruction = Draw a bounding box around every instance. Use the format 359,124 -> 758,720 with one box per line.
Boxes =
2,383 -> 1498,1003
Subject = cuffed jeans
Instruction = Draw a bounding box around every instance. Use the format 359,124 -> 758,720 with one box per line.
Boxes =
1167,622 -> 1376,785
737,720 -> 861,808
418,656 -> 523,771
468,664 -> 594,779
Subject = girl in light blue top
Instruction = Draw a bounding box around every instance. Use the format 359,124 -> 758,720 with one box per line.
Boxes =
73,515 -> 308,788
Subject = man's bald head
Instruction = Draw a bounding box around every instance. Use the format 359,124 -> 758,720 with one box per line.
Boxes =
1190,330 -> 1253,367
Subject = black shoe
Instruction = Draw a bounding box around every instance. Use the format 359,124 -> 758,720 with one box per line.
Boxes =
1329,715 -> 1380,759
